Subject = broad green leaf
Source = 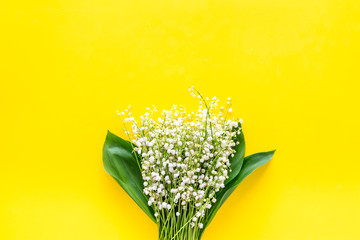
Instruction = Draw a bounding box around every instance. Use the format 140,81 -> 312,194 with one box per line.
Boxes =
228,150 -> 276,190
103,131 -> 156,223
225,123 -> 245,185
201,150 -> 275,235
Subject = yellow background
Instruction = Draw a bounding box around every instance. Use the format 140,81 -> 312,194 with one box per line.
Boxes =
1,0 -> 360,239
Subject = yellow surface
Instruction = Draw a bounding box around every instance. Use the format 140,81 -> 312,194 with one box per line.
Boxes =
1,0 -> 360,239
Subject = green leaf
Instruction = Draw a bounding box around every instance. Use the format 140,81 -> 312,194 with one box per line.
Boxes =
201,150 -> 275,235
225,123 -> 245,185
103,131 -> 156,223
229,150 -> 275,189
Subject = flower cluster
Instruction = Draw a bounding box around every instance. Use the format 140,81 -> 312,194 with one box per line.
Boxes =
117,87 -> 242,238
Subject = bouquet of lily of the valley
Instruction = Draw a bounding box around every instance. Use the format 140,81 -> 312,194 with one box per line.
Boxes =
103,87 -> 275,240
